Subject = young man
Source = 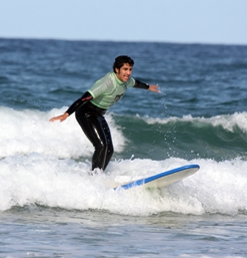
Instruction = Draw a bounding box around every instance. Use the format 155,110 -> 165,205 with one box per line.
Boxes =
50,55 -> 159,172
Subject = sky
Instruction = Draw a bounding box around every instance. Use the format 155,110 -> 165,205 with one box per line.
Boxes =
1,0 -> 247,46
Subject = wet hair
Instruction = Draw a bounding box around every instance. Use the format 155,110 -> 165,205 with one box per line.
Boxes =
113,55 -> 134,73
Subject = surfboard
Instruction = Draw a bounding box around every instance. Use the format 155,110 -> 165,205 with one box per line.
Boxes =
113,164 -> 200,190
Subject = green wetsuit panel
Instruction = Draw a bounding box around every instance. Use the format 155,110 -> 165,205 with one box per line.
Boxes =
88,72 -> 135,110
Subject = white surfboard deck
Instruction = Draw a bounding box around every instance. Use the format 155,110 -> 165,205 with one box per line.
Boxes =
113,164 -> 199,190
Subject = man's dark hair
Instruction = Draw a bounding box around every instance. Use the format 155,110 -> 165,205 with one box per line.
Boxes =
113,55 -> 134,73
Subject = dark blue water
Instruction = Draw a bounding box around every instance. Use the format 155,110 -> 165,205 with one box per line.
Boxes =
2,39 -> 247,116
0,38 -> 247,257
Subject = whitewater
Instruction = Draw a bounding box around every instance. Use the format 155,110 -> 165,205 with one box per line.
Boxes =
1,107 -> 247,218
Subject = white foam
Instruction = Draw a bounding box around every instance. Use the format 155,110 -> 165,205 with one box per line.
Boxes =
1,153 -> 247,216
144,111 -> 247,133
1,107 -> 247,216
0,106 -> 126,158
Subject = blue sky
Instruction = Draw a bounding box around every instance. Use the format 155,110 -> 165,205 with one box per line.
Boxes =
1,0 -> 247,45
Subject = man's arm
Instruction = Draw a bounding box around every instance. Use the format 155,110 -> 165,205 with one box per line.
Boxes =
65,91 -> 93,115
134,79 -> 160,92
49,91 -> 93,122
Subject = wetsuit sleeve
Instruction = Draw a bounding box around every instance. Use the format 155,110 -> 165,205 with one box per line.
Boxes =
133,79 -> 150,90
65,91 -> 93,115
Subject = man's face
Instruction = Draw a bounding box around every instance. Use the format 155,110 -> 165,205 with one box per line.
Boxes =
115,63 -> 133,82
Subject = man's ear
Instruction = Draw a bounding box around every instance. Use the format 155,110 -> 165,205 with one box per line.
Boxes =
115,68 -> 119,74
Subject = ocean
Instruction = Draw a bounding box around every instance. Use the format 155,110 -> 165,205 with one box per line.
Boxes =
0,38 -> 247,257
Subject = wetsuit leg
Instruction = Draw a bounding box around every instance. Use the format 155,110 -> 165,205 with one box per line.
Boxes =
100,117 -> 114,171
75,111 -> 114,171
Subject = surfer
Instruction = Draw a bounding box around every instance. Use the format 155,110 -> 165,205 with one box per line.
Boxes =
49,55 -> 160,172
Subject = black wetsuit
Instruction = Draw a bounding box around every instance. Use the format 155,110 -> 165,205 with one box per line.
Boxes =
65,79 -> 149,171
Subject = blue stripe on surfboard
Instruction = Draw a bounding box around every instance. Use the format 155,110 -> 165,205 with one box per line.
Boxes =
114,164 -> 200,190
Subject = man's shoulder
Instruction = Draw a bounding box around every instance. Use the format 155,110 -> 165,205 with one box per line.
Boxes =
125,76 -> 135,88
99,72 -> 115,83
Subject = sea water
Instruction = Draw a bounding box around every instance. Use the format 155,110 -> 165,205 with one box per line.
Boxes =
0,38 -> 247,257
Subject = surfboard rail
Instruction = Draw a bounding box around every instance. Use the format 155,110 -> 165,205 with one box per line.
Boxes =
114,164 -> 200,190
